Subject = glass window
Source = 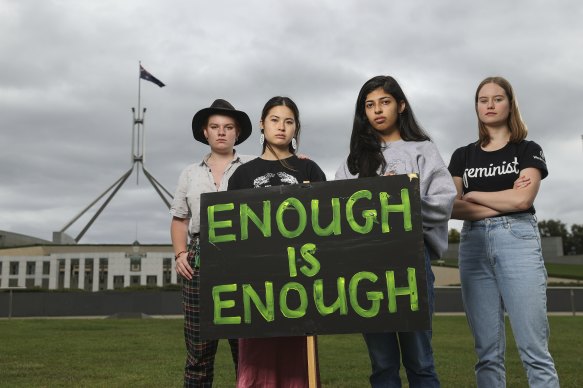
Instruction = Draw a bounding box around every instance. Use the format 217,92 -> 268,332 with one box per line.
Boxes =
113,275 -> 124,289
58,259 -> 66,289
162,258 -> 172,286
70,259 -> 79,289
130,257 -> 141,272
26,262 -> 36,275
42,261 -> 50,275
9,261 -> 19,275
146,275 -> 157,286
99,258 -> 108,290
84,259 -> 94,291
130,275 -> 140,286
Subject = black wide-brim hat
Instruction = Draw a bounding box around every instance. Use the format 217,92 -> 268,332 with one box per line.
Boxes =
192,99 -> 252,145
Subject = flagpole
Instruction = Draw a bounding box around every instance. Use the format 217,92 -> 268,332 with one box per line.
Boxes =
135,61 -> 143,183
54,61 -> 172,243
137,60 -> 142,115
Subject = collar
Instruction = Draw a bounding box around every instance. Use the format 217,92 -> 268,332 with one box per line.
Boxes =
200,150 -> 240,167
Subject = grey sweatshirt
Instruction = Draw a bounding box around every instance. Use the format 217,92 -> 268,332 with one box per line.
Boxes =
335,140 -> 456,260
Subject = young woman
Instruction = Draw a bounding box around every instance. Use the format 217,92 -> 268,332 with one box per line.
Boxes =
228,96 -> 326,388
335,75 -> 456,388
170,99 -> 254,387
448,77 -> 559,387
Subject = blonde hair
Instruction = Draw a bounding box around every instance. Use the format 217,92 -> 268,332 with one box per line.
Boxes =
475,76 -> 528,146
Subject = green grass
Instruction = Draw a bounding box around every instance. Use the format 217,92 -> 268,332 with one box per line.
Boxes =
544,263 -> 583,281
0,316 -> 581,387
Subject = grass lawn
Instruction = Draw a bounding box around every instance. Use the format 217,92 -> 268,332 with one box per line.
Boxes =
544,263 -> 583,281
0,316 -> 581,387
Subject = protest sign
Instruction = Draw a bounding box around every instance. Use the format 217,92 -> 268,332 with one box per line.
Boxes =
199,174 -> 428,339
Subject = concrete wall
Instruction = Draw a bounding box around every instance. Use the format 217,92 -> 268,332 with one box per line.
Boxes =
2,288 -> 582,317
0,291 -> 182,318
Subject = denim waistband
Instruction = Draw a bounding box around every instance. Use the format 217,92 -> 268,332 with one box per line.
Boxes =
465,212 -> 537,227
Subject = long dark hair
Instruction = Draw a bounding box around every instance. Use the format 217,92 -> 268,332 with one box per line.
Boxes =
260,96 -> 301,170
347,75 -> 430,177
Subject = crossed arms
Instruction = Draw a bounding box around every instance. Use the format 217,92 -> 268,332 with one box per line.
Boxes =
451,167 -> 542,221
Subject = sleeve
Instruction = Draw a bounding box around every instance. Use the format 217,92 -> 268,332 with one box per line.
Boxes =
519,141 -> 548,179
447,146 -> 465,178
419,144 -> 457,227
169,166 -> 191,219
227,168 -> 242,191
334,160 -> 353,180
308,160 -> 327,182
228,164 -> 252,190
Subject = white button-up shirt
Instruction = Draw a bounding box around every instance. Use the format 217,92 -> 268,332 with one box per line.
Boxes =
170,151 -> 255,235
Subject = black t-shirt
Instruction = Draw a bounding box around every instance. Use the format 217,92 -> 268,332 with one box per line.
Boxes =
448,140 -> 548,214
228,155 -> 327,190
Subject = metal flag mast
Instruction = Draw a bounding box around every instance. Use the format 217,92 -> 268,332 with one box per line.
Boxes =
53,62 -> 172,244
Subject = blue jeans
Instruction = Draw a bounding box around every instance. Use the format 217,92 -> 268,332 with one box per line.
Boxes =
363,247 -> 440,388
459,214 -> 559,388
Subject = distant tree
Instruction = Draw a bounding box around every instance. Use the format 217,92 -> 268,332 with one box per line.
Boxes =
448,228 -> 460,243
538,219 -> 568,238
538,219 -> 583,255
568,224 -> 583,255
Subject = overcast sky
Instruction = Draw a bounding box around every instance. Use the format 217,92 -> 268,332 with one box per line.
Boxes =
1,0 -> 581,244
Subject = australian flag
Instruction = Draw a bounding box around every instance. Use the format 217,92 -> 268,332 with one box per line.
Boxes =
140,65 -> 165,87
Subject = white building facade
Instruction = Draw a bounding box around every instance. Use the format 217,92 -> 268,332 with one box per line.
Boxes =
0,242 -> 178,291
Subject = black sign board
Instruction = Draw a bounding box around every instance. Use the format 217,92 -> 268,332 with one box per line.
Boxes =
199,174 -> 428,340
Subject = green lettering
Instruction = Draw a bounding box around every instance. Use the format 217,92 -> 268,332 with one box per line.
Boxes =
380,189 -> 412,233
276,198 -> 307,238
349,271 -> 383,318
279,282 -> 308,318
386,268 -> 418,313
212,284 -> 241,324
287,246 -> 298,277
314,277 -> 348,316
242,282 -> 275,323
299,243 -> 320,277
346,190 -> 377,234
240,201 -> 272,240
311,198 -> 341,236
208,203 -> 236,243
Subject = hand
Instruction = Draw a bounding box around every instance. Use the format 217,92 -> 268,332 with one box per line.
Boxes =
175,252 -> 193,280
513,175 -> 531,189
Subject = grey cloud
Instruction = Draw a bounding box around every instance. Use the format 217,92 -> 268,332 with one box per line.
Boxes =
1,0 -> 582,243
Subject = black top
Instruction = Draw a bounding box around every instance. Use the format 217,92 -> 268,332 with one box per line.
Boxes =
228,155 -> 327,190
448,140 -> 548,215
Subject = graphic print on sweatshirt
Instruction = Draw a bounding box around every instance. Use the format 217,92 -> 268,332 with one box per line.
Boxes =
462,156 -> 519,189
253,171 -> 299,188
384,159 -> 408,176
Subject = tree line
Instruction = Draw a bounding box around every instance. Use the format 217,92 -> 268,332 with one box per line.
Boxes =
448,219 -> 583,255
